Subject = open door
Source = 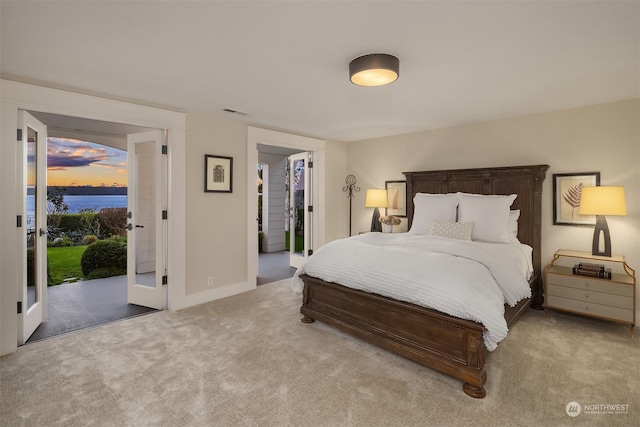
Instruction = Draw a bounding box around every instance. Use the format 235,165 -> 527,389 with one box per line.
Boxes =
126,130 -> 166,310
18,111 -> 48,344
288,152 -> 312,269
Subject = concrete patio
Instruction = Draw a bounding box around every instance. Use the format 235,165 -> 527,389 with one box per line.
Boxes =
27,275 -> 157,343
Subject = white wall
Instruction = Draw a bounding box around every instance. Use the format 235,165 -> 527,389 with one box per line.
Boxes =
345,99 -> 640,317
183,112 -> 253,300
323,140 -> 349,242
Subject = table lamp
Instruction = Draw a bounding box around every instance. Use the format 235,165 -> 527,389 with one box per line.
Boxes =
578,186 -> 627,257
365,189 -> 388,232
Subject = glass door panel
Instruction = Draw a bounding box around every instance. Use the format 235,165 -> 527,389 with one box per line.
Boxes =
292,157 -> 304,255
26,127 -> 38,310
288,152 -> 311,269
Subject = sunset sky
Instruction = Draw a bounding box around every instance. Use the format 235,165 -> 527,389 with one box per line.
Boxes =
47,137 -> 127,187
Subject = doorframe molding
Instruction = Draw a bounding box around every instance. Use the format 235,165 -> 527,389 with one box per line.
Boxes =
0,79 -> 187,355
247,127 -> 325,285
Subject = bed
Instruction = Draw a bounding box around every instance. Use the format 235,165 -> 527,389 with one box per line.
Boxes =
295,164 -> 549,398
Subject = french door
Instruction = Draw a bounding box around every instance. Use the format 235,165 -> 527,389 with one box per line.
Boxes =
18,111 -> 47,344
126,130 -> 166,310
288,152 -> 312,269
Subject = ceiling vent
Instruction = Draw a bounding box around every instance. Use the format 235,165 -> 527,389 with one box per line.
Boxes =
223,108 -> 248,115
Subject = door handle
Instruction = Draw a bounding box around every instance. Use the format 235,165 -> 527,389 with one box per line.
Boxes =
136,225 -> 144,228
126,223 -> 133,231
39,228 -> 47,236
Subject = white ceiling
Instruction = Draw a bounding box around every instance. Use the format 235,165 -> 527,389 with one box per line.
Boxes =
1,1 -> 638,142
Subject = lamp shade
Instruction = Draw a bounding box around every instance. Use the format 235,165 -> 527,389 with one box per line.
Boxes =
579,186 -> 627,216
365,189 -> 388,208
349,54 -> 399,87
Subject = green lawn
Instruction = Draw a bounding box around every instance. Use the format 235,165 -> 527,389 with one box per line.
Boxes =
47,245 -> 87,286
284,231 -> 304,253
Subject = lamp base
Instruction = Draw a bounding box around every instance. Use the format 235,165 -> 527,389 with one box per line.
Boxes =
370,208 -> 382,232
592,215 -> 611,257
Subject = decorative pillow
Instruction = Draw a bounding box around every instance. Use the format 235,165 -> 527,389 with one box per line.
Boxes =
408,193 -> 459,235
427,220 -> 473,241
457,193 -> 517,243
508,209 -> 520,242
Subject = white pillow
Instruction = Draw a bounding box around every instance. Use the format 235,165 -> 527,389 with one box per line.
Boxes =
427,220 -> 473,241
457,193 -> 517,243
508,209 -> 520,242
408,193 -> 459,235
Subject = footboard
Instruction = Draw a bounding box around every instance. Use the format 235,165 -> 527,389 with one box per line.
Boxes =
299,274 -> 488,398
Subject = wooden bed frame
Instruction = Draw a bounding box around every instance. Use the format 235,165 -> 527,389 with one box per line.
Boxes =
299,164 -> 549,398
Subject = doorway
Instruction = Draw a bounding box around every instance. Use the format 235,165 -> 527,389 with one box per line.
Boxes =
248,127 -> 325,287
1,80 -> 187,356
256,147 -> 302,285
21,112 -> 166,343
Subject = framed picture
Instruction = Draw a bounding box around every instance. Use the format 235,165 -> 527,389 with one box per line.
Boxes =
205,154 -> 233,193
385,180 -> 406,217
553,172 -> 600,226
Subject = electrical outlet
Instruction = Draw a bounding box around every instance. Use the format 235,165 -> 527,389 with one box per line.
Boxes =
207,276 -> 214,287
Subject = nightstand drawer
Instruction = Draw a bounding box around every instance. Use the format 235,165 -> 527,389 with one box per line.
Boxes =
547,284 -> 633,309
547,272 -> 633,297
547,295 -> 634,323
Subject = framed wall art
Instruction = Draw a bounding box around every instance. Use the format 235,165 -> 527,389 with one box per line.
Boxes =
553,172 -> 600,226
205,154 -> 233,193
385,180 -> 407,217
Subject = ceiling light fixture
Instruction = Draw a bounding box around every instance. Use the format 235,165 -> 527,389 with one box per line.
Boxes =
349,53 -> 399,87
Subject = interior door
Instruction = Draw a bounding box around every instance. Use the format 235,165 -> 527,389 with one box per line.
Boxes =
18,111 -> 47,344
288,152 -> 312,269
126,130 -> 166,310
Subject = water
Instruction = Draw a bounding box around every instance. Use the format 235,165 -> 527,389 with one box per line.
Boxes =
63,195 -> 127,213
28,195 -> 128,214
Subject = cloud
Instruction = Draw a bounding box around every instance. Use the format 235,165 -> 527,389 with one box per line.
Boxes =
47,138 -> 121,170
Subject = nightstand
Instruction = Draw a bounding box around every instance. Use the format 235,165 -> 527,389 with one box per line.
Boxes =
545,249 -> 636,338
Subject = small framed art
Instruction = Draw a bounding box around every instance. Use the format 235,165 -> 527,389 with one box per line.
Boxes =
205,154 -> 233,193
385,180 -> 407,217
553,172 -> 600,226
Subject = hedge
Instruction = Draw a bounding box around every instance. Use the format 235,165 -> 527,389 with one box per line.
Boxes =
81,240 -> 127,277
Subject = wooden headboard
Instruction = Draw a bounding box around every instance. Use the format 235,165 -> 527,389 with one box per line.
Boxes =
403,165 -> 549,279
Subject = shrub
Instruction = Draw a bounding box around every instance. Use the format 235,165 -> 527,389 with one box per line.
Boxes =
58,213 -> 94,233
97,207 -> 127,237
84,266 -> 127,280
81,240 -> 127,276
82,235 -> 98,245
48,235 -> 73,247
56,213 -> 100,243
109,235 -> 127,245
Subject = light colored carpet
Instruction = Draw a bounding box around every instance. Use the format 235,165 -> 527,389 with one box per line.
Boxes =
1,279 -> 638,426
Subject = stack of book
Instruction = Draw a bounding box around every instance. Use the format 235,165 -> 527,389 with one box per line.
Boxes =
573,262 -> 612,279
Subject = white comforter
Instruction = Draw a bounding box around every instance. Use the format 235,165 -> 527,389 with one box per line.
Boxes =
292,233 -> 533,351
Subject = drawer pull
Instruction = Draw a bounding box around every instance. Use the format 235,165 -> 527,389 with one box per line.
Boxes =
585,305 -> 590,311
585,294 -> 589,299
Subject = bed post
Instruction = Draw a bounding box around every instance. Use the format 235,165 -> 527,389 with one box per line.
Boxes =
529,165 -> 549,309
